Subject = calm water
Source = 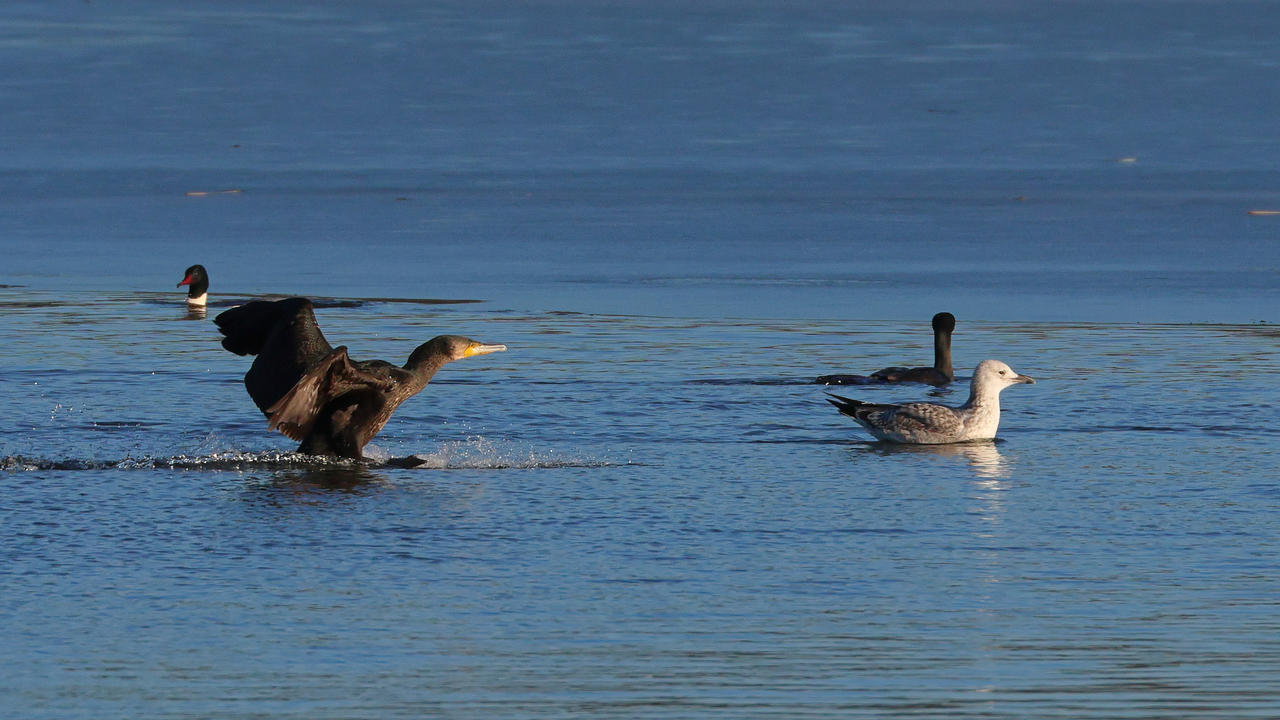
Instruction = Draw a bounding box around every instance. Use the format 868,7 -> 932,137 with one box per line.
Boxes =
3,1 -> 1280,718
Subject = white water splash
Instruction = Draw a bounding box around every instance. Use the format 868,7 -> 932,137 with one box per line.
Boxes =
392,436 -> 621,470
1,442 -> 625,473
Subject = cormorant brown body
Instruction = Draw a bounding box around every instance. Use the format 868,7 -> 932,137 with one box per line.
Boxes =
816,312 -> 955,387
214,298 -> 505,459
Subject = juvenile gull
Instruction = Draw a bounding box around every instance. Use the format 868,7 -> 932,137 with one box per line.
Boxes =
827,359 -> 1033,444
817,312 -> 955,386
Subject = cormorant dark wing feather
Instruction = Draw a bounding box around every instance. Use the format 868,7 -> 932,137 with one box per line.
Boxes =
264,346 -> 397,441
215,298 -> 337,414
215,298 -> 330,358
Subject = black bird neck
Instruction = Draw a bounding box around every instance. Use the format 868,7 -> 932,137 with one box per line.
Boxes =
401,356 -> 443,386
933,330 -> 953,380
404,342 -> 456,385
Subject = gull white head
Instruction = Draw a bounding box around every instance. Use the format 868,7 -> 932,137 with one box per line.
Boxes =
972,359 -> 1035,393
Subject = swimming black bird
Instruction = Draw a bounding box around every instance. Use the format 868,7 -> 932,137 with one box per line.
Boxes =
177,265 -> 209,307
816,312 -> 955,386
214,297 -> 506,459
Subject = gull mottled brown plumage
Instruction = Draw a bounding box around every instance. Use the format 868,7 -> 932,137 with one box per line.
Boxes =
827,359 -> 1034,444
214,297 -> 505,459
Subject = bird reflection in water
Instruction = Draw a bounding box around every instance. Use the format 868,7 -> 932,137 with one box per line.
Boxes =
268,463 -> 389,491
861,440 -> 1010,480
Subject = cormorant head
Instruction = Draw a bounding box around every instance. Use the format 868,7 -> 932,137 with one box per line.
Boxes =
407,335 -> 507,368
932,312 -> 956,334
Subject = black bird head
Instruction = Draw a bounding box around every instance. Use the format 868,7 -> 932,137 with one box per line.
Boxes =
932,312 -> 956,334
177,264 -> 209,296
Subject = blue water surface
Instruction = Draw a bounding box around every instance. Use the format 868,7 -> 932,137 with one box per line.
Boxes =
2,2 -> 1280,718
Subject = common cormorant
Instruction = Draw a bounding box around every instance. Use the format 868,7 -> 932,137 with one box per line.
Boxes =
214,297 -> 505,458
826,359 -> 1033,444
816,312 -> 955,386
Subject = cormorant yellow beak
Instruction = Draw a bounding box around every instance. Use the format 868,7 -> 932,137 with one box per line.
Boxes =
464,342 -> 507,357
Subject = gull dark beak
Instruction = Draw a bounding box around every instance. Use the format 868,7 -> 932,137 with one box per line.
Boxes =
1015,373 -> 1035,384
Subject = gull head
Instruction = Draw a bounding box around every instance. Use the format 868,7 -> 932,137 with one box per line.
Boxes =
973,359 -> 1035,391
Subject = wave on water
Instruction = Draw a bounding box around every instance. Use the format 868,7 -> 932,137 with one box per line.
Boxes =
1083,423 -> 1268,437
135,293 -> 483,309
350,296 -> 483,305
570,276 -> 887,288
688,377 -> 814,386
